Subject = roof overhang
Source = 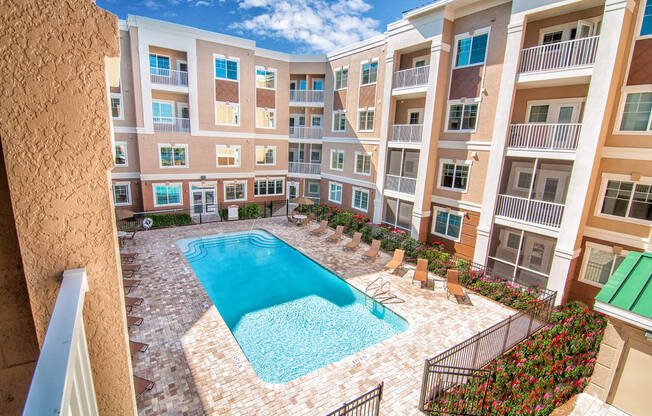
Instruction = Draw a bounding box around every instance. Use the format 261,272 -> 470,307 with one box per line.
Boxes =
594,301 -> 652,332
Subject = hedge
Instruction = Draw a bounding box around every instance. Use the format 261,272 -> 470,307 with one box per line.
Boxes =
149,213 -> 192,228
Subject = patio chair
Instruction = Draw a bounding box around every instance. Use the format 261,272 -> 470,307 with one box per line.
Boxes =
446,269 -> 467,303
299,216 -> 311,227
121,252 -> 138,262
310,220 -> 328,235
127,316 -> 143,328
123,279 -> 140,294
362,239 -> 381,260
326,225 -> 344,242
125,296 -> 143,312
343,232 -> 362,251
384,249 -> 405,273
133,375 -> 154,396
412,259 -> 429,288
129,340 -> 149,357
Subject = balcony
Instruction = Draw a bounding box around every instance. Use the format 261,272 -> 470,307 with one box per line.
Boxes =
153,117 -> 190,133
389,124 -> 423,144
289,126 -> 323,139
150,68 -> 189,87
495,194 -> 565,228
288,161 -> 321,176
289,90 -> 324,106
392,66 -> 429,90
384,174 -> 416,195
508,123 -> 581,152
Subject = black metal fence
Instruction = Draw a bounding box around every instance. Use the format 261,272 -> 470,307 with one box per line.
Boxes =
423,366 -> 491,416
326,383 -> 383,416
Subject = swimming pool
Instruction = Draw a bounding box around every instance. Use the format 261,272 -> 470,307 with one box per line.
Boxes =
178,230 -> 408,383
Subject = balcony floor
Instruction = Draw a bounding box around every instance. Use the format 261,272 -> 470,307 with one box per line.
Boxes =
125,217 -> 511,415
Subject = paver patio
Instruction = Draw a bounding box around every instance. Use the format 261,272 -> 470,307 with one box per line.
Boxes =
125,217 -> 513,415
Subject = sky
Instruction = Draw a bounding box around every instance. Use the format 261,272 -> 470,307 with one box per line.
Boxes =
96,0 -> 429,54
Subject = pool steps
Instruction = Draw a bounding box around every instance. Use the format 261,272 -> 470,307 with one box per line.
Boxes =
183,232 -> 283,262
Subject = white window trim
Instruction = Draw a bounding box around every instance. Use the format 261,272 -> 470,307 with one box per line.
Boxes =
328,181 -> 343,204
537,18 -> 602,44
407,108 -> 424,124
332,110 -> 346,132
431,207 -> 464,242
110,92 -> 124,120
152,183 -> 183,207
149,53 -> 171,73
177,60 -> 187,72
444,98 -> 482,133
452,27 -> 491,69
223,180 -> 247,202
114,141 -> 128,167
578,241 -> 630,288
113,182 -> 131,206
351,187 -> 369,212
360,60 -> 378,86
255,66 -> 277,90
524,97 -> 586,124
215,144 -> 241,168
254,177 -> 285,197
310,148 -> 322,163
152,100 -> 175,124
357,108 -> 375,132
214,101 -> 240,127
437,159 -> 472,193
312,78 -> 325,90
636,0 -> 652,40
334,66 -> 349,91
308,182 -> 320,194
613,85 -> 652,135
176,102 -> 189,119
157,143 -> 189,169
213,54 -> 240,82
594,173 -> 652,226
330,149 -> 344,171
311,114 -> 322,127
354,151 -> 372,176
255,107 -> 277,129
255,145 -> 276,166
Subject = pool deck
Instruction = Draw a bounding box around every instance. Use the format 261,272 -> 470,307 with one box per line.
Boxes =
126,217 -> 513,415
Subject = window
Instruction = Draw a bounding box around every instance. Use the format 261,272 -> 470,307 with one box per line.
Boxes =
579,243 -> 629,287
159,144 -> 188,168
333,111 -> 346,131
517,172 -> 533,189
352,188 -> 369,212
113,183 -> 131,206
455,32 -> 489,67
358,110 -> 375,131
432,209 -> 463,240
313,79 -> 324,90
215,57 -> 238,81
619,92 -> 652,131
152,101 -> 173,123
542,31 -> 563,44
224,182 -> 246,201
329,182 -> 342,203
308,182 -> 319,194
528,105 -> 549,123
310,149 -> 321,163
299,80 -> 307,90
153,184 -> 182,206
254,178 -> 284,196
115,142 -> 128,166
256,108 -> 276,128
506,232 -> 521,250
641,0 -> 652,36
440,161 -> 470,191
255,146 -> 276,165
311,115 -> 322,127
360,61 -> 378,85
215,102 -> 239,125
447,102 -> 479,131
216,145 -> 240,167
149,54 -> 170,76
335,67 -> 348,90
408,111 -> 421,125
600,179 -> 652,222
355,152 -> 371,175
330,150 -> 344,171
110,94 -> 122,119
256,68 -> 276,89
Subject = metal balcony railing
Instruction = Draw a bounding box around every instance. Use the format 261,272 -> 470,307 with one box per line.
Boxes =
153,117 -> 190,133
288,161 -> 321,175
289,126 -> 323,139
508,123 -> 581,151
495,194 -> 565,228
289,90 -> 324,104
392,66 -> 429,89
150,68 -> 189,87
384,174 -> 417,195
390,124 -> 424,143
519,36 -> 599,73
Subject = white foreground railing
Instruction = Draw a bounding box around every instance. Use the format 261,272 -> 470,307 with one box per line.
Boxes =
385,174 -> 417,195
153,117 -> 190,133
495,194 -> 565,228
390,124 -> 424,143
289,90 -> 324,104
519,36 -> 599,73
150,68 -> 188,86
289,126 -> 323,139
24,268 -> 97,416
508,123 -> 581,151
393,66 -> 429,89
288,161 -> 321,175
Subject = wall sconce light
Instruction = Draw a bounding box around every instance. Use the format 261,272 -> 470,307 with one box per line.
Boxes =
471,151 -> 479,161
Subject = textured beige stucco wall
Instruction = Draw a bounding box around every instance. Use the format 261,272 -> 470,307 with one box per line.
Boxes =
0,1 -> 137,414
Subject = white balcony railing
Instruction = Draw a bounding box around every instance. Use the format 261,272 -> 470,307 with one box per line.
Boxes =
288,161 -> 321,175
150,68 -> 189,87
392,66 -> 429,89
390,124 -> 424,143
289,126 -> 323,139
495,194 -> 565,228
24,269 -> 98,416
519,36 -> 599,73
385,174 -> 417,195
153,117 -> 190,133
289,90 -> 325,104
508,123 -> 582,151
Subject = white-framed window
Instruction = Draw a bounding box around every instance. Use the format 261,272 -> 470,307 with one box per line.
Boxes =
332,110 -> 346,131
330,149 -> 344,171
308,182 -> 319,194
224,181 -> 246,201
255,67 -> 276,89
152,101 -> 174,124
506,232 -> 521,250
358,109 -> 375,132
454,30 -> 489,68
153,183 -> 182,207
149,54 -> 170,76
254,178 -> 284,196
596,175 -> 652,224
113,182 -> 131,206
360,60 -> 378,85
110,93 -> 123,120
158,144 -> 188,168
215,56 -> 238,81
616,89 -> 652,133
313,79 -> 324,90
431,208 -> 464,241
310,148 -> 321,163
255,146 -> 276,165
311,115 -> 322,127
329,182 -> 343,203
354,152 -> 371,175
216,145 -> 240,167
641,0 -> 652,37
114,142 -> 128,167
439,160 -> 471,192
352,188 -> 369,212
256,108 -> 276,129
334,67 -> 348,90
446,101 -> 479,132
215,102 -> 239,126
578,242 -> 630,287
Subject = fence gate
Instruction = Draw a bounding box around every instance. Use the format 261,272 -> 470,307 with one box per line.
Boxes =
326,382 -> 383,416
420,366 -> 491,416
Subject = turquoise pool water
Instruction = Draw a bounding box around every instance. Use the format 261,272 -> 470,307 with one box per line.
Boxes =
178,230 -> 408,383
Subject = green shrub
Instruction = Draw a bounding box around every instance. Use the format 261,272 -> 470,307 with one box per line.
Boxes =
148,213 -> 192,228
238,203 -> 261,219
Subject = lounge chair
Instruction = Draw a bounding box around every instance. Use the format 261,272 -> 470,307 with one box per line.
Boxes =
127,316 -> 143,328
129,340 -> 149,357
122,263 -> 141,278
326,225 -> 344,242
121,252 -> 138,262
446,269 -> 467,303
343,232 -> 362,251
133,375 -> 154,396
310,220 -> 328,235
412,259 -> 429,288
384,249 -> 405,273
363,239 -> 381,260
123,279 -> 140,294
125,296 -> 143,312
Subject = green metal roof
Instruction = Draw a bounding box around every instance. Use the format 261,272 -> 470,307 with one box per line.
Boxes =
595,251 -> 652,319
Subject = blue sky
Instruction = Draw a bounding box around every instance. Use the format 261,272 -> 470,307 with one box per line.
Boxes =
97,0 -> 428,54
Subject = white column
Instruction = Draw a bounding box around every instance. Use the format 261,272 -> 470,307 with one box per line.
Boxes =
373,52 -> 395,224
473,16 -> 526,265
187,41 -> 199,135
137,32 -> 154,134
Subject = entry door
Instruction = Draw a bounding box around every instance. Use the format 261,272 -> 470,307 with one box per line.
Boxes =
287,182 -> 298,200
192,187 -> 216,215
533,171 -> 568,204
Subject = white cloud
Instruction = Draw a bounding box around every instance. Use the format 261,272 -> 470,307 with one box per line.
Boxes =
143,0 -> 164,10
231,0 -> 381,53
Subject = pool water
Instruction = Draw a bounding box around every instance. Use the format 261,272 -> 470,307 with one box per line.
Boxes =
178,230 -> 408,383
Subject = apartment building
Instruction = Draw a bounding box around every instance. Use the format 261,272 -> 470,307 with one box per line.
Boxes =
111,0 -> 651,304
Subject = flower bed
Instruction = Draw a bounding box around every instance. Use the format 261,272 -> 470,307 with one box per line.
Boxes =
426,301 -> 607,416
